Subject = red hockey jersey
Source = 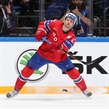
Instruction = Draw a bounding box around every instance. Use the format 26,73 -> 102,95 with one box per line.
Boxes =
35,20 -> 76,62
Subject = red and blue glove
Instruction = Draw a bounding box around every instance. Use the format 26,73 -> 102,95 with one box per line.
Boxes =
34,28 -> 46,41
51,42 -> 62,50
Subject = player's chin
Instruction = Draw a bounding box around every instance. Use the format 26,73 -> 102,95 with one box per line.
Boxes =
67,27 -> 72,31
64,25 -> 72,31
65,26 -> 71,30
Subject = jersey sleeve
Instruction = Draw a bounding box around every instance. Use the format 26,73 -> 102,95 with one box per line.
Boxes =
37,19 -> 56,33
62,34 -> 76,51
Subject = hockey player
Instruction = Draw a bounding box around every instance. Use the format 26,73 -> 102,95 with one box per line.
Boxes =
6,13 -> 92,98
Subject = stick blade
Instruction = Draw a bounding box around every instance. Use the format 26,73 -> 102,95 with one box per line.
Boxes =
85,56 -> 102,65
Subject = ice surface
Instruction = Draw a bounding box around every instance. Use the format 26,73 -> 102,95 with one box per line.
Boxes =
0,94 -> 109,109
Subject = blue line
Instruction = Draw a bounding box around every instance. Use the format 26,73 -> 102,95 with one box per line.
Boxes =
0,37 -> 109,42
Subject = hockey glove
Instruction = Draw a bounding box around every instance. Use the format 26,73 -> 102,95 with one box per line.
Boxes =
51,42 -> 62,50
34,28 -> 46,41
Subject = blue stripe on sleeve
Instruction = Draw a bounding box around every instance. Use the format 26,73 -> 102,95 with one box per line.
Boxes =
44,20 -> 50,31
64,40 -> 74,49
68,40 -> 74,46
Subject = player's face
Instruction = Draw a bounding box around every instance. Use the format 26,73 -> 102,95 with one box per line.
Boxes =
63,17 -> 74,31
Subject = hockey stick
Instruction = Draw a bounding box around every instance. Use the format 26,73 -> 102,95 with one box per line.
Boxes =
42,37 -> 101,66
57,47 -> 102,66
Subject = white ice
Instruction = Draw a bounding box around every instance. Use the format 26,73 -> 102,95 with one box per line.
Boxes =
0,93 -> 109,109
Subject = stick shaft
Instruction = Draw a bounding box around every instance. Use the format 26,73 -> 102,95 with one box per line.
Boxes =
58,47 -> 87,65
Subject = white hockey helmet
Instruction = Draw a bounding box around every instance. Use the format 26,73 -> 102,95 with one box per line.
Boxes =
65,13 -> 77,23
